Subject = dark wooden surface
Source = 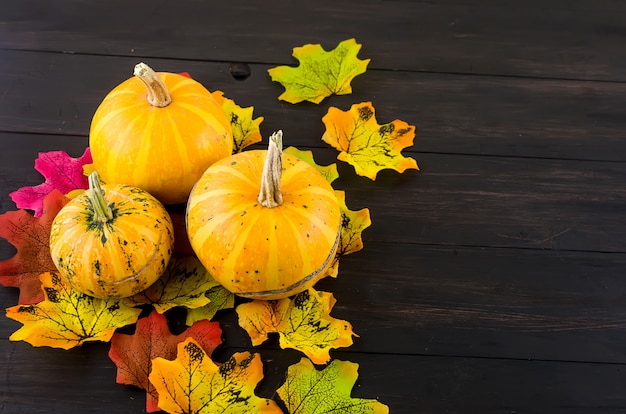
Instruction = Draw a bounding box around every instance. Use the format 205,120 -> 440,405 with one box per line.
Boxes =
2,1 -> 626,413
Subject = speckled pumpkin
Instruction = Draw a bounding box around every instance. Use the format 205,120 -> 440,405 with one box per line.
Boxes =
49,172 -> 174,299
89,62 -> 233,205
186,131 -> 341,299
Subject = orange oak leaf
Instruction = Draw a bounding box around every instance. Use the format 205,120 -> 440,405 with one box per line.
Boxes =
211,90 -> 264,152
322,101 -> 418,180
9,148 -> 91,217
108,310 -> 222,413
0,190 -> 69,304
6,272 -> 142,349
236,288 -> 356,364
277,358 -> 389,413
150,338 -> 281,413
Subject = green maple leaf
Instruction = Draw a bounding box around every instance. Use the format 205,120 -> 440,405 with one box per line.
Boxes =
6,272 -> 141,349
268,38 -> 370,104
277,358 -> 389,414
185,284 -> 235,325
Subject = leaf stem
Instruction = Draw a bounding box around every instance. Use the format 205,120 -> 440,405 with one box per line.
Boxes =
87,171 -> 114,223
258,130 -> 284,208
133,62 -> 172,108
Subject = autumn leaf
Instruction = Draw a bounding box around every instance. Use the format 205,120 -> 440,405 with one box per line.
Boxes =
9,148 -> 92,217
322,101 -> 418,180
268,38 -> 370,104
277,358 -> 389,414
185,284 -> 235,326
325,190 -> 372,277
236,288 -> 356,365
150,338 -> 281,413
6,272 -> 141,349
0,190 -> 69,304
211,90 -> 264,152
123,256 -> 216,313
284,146 -> 339,184
108,310 -> 222,413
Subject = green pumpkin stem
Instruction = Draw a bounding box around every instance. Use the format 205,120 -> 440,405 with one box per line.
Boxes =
134,62 -> 172,108
258,130 -> 284,208
87,171 -> 114,223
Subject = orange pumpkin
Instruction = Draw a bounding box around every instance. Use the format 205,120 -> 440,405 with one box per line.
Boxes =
186,131 -> 341,299
50,171 -> 174,299
89,62 -> 233,204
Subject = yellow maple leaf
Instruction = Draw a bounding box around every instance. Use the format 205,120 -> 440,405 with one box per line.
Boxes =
123,255 -> 216,314
211,90 -> 264,152
6,272 -> 141,349
185,284 -> 235,326
277,358 -> 389,414
322,101 -> 419,180
236,288 -> 356,364
325,190 -> 372,278
268,38 -> 370,104
149,338 -> 281,413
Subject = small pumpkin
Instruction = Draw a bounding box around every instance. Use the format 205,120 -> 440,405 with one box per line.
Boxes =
186,130 -> 341,299
49,171 -> 174,299
89,62 -> 233,204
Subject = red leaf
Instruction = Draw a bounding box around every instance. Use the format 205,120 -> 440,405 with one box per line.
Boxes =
108,310 -> 222,413
0,190 -> 69,304
9,148 -> 92,217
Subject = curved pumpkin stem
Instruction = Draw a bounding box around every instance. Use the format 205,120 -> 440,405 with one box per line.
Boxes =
134,62 -> 172,108
258,130 -> 284,208
87,171 -> 114,223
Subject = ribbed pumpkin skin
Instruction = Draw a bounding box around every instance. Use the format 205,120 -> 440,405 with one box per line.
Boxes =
89,72 -> 233,204
50,184 -> 174,299
186,151 -> 341,299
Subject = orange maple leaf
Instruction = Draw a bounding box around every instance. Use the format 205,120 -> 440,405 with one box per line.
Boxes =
109,310 -> 222,412
0,190 -> 69,304
322,101 -> 418,180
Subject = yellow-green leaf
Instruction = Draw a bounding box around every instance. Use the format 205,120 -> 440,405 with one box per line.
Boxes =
236,288 -> 356,364
326,190 -> 372,277
284,146 -> 339,184
211,90 -> 264,152
149,338 -> 281,413
268,38 -> 370,104
123,255 -> 215,313
277,358 -> 389,414
322,101 -> 419,180
185,284 -> 235,326
6,272 -> 141,349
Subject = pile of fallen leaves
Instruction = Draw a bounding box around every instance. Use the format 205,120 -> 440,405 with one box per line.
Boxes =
1,38 -> 418,413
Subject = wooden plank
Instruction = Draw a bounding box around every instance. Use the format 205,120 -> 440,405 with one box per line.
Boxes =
1,337 -> 625,414
1,132 -> 625,252
3,50 -> 626,161
2,0 -> 626,81
207,242 -> 626,364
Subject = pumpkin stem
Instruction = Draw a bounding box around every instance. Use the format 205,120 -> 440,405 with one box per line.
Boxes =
134,62 -> 172,108
87,171 -> 114,223
258,130 -> 284,208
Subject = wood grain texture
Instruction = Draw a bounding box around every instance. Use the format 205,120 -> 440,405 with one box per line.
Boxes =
3,51 -> 626,161
2,0 -> 626,412
1,0 -> 626,81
